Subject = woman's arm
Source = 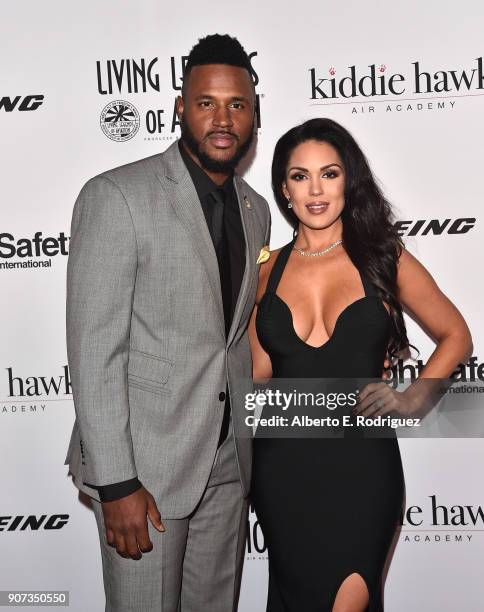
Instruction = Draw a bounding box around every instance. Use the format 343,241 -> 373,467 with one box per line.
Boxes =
397,249 -> 472,377
356,248 -> 473,416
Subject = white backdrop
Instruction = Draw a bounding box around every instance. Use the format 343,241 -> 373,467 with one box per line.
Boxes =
1,1 -> 483,610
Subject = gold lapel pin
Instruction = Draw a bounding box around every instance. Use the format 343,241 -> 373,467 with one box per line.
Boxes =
257,245 -> 270,264
243,195 -> 252,209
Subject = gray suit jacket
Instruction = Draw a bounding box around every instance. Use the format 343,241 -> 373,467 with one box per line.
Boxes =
64,140 -> 271,518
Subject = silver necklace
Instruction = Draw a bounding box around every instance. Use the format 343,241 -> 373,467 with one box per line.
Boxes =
293,239 -> 343,257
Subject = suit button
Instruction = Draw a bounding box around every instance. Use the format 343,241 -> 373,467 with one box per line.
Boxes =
219,391 -> 226,401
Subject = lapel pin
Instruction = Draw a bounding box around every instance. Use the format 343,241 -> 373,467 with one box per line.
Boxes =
256,245 -> 270,264
243,195 -> 252,209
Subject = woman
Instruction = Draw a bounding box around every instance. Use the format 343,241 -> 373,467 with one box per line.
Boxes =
248,118 -> 472,611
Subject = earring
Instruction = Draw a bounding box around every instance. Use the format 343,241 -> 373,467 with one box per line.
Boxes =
287,199 -> 293,209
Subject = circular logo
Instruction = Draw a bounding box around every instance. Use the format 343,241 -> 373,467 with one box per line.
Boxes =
100,100 -> 140,142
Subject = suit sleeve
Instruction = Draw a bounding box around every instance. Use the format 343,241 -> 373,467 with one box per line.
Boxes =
66,176 -> 138,488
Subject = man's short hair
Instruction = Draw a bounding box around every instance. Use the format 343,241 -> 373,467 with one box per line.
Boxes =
182,33 -> 254,96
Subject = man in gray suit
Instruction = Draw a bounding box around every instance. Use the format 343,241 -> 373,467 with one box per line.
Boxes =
65,34 -> 271,611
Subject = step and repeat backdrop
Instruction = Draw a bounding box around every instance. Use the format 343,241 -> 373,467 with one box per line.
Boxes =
1,1 -> 483,610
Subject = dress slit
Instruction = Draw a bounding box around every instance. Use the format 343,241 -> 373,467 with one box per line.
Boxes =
328,569 -> 379,612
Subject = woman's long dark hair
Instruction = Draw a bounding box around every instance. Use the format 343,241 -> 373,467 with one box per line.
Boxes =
271,117 -> 409,359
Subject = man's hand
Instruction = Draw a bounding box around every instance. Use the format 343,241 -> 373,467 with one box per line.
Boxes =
101,486 -> 165,560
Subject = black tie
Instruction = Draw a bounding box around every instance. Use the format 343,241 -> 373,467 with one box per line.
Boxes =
209,187 -> 232,446
210,187 -> 232,337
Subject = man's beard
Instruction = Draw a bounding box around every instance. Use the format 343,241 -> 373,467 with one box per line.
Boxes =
180,115 -> 255,173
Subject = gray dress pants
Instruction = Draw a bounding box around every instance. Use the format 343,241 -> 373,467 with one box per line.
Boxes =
91,428 -> 248,612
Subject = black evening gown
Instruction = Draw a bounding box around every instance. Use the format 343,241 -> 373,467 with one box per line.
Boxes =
251,238 -> 405,611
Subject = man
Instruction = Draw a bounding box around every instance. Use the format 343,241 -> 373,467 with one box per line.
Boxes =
64,34 -> 271,611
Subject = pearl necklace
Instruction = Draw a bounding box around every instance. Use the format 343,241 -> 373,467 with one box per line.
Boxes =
293,239 -> 343,257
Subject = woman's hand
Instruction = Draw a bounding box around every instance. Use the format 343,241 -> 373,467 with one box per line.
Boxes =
382,355 -> 392,380
353,381 -> 417,417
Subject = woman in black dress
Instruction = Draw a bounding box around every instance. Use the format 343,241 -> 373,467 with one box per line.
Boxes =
248,118 -> 472,611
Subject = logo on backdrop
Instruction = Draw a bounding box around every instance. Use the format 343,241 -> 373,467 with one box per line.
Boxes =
394,218 -> 476,236
1,365 -> 72,415
96,58 -> 161,94
386,355 -> 484,388
0,231 -> 69,271
401,495 -> 484,543
308,57 -> 484,114
246,505 -> 267,560
96,52 -> 262,142
0,514 -> 69,532
0,95 -> 44,112
100,100 -> 140,141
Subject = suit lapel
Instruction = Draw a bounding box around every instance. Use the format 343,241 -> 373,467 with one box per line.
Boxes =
155,142 -> 225,338
154,141 -> 257,346
227,176 -> 256,347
